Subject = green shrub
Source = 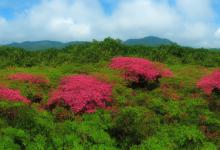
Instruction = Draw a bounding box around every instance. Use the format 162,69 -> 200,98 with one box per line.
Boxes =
111,107 -> 159,149
132,124 -> 210,150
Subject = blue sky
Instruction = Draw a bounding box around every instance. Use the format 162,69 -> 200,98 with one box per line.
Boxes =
0,0 -> 39,19
0,0 -> 118,18
0,0 -> 220,47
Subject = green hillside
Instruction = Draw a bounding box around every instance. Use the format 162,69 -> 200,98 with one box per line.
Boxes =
0,38 -> 219,149
7,40 -> 87,51
5,36 -> 176,51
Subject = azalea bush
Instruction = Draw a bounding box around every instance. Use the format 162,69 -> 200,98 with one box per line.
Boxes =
8,73 -> 49,85
8,73 -> 50,103
197,70 -> 220,95
0,87 -> 30,103
47,75 -> 112,113
109,57 -> 173,88
197,70 -> 220,110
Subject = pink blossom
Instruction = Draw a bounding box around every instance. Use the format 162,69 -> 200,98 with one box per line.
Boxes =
0,87 -> 30,103
8,73 -> 49,84
161,69 -> 174,77
47,75 -> 112,113
109,57 -> 173,82
197,70 -> 220,95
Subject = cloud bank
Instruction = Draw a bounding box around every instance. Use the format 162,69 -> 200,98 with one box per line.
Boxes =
0,0 -> 220,47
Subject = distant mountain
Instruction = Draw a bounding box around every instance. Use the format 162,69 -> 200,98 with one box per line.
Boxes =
5,36 -> 176,50
7,40 -> 86,51
124,36 -> 176,46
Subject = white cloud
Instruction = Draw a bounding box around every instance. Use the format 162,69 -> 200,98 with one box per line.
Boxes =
0,0 -> 220,47
0,0 -> 103,42
176,0 -> 214,21
215,28 -> 220,38
0,17 -> 6,26
105,0 -> 180,39
180,23 -> 210,40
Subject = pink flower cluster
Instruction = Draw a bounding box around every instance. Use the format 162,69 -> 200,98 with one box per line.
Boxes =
8,73 -> 49,84
153,62 -> 174,78
0,87 -> 30,103
47,75 -> 112,113
197,70 -> 220,95
109,57 -> 173,82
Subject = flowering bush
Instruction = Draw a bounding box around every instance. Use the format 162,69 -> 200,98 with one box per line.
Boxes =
8,73 -> 49,84
0,87 -> 30,103
153,62 -> 174,78
109,57 -> 173,83
47,75 -> 112,113
197,70 -> 220,95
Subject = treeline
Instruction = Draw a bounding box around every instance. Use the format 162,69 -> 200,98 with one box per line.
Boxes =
1,38 -> 220,68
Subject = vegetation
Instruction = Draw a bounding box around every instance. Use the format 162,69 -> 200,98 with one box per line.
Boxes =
1,38 -> 220,68
0,38 -> 220,149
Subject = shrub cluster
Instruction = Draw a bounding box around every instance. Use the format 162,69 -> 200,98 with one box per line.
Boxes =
47,75 -> 112,113
110,57 -> 173,83
0,87 -> 30,103
8,73 -> 49,84
197,70 -> 220,95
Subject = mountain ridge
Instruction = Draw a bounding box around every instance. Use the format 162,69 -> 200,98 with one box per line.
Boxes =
7,40 -> 87,50
124,36 -> 176,46
5,36 -> 176,50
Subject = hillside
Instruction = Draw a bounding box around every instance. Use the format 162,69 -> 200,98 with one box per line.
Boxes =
7,40 -> 86,50
0,38 -> 219,149
5,36 -> 176,50
124,36 -> 176,46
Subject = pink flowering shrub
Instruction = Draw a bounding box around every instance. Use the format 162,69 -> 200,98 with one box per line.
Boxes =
0,87 -> 30,103
153,62 -> 174,78
197,70 -> 220,95
47,75 -> 112,113
109,57 -> 173,83
8,73 -> 49,84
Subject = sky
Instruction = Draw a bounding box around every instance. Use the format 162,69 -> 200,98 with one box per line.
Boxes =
0,0 -> 220,48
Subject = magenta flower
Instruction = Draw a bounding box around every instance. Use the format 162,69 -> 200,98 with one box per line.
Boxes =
47,75 -> 112,113
109,57 -> 173,82
8,73 -> 49,84
0,87 -> 30,103
197,70 -> 220,95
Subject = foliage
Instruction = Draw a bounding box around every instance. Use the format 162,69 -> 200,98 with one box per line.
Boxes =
1,38 -> 220,68
131,125 -> 216,150
111,107 -> 160,149
0,102 -> 117,149
0,127 -> 29,150
51,111 -> 118,149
